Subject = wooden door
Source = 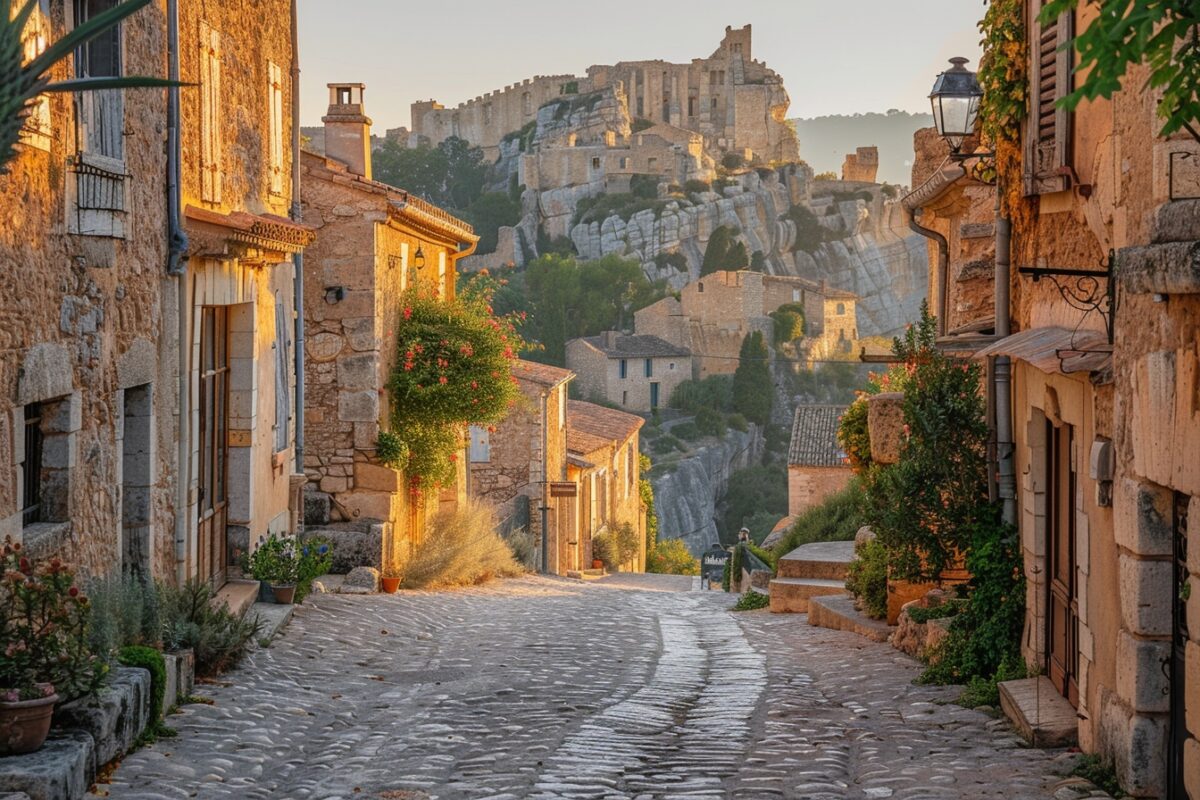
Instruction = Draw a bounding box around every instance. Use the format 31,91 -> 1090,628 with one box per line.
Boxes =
197,306 -> 230,588
1169,492 -> 1191,799
1046,421 -> 1079,707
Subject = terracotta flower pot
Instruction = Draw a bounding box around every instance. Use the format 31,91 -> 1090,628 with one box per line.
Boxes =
380,576 -> 402,594
271,584 -> 296,605
592,559 -> 604,570
0,693 -> 59,756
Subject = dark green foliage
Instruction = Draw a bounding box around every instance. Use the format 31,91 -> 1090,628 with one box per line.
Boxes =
651,435 -> 685,454
573,192 -> 671,227
726,413 -> 749,433
732,331 -> 772,426
905,598 -> 965,624
732,591 -> 770,611
956,658 -> 1027,709
669,375 -> 733,413
787,361 -> 873,405
296,538 -> 333,603
463,192 -> 520,255
646,538 -> 699,575
781,205 -> 829,253
653,251 -> 688,273
742,511 -> 781,547
502,120 -> 538,152
639,453 -> 657,554
158,582 -> 263,678
535,230 -> 576,258
880,183 -> 898,199
700,225 -> 749,275
559,80 -> 579,95
522,253 -> 665,365
117,645 -> 167,725
769,479 -> 866,562
375,431 -> 409,469
672,422 -> 701,441
1069,754 -> 1127,798
684,179 -> 711,194
721,557 -> 732,591
631,117 -> 654,133
86,574 -> 162,660
694,407 -> 726,437
720,466 -> 786,542
721,152 -> 746,170
749,250 -> 767,272
591,531 -> 617,570
771,309 -> 805,345
372,136 -> 487,210
845,538 -> 888,619
629,174 -> 660,199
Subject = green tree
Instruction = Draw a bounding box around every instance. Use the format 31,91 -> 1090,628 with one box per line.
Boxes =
700,225 -> 749,275
1041,0 -> 1200,140
463,192 -> 520,255
720,466 -> 787,541
371,136 -> 488,210
732,331 -> 772,426
749,250 -> 767,272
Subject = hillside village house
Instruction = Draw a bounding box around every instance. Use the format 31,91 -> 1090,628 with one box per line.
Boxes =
0,0 -> 310,593
566,400 -> 646,572
786,405 -> 851,518
907,20 -> 1200,797
300,84 -> 479,567
468,361 -> 573,573
566,333 -> 691,412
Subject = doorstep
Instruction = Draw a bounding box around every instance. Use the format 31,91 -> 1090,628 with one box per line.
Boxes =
997,676 -> 1079,748
251,601 -> 294,645
807,593 -> 895,643
212,579 -> 261,618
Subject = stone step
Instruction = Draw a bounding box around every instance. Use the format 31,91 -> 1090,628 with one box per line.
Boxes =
776,540 -> 855,580
251,601 -> 294,645
807,593 -> 895,642
767,577 -> 846,613
212,579 -> 260,619
998,676 -> 1079,748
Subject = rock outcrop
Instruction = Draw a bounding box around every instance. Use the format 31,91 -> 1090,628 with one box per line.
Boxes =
651,426 -> 763,557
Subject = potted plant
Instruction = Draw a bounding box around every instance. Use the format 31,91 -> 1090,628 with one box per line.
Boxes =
0,537 -> 106,755
380,567 -> 402,594
245,534 -> 300,605
591,532 -> 616,573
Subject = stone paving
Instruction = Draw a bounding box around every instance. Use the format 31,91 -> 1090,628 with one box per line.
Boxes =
98,574 -> 1085,799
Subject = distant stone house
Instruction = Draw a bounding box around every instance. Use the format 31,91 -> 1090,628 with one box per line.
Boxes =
787,406 -> 851,517
300,83 -> 479,567
468,360 -> 573,574
565,333 -> 691,412
566,401 -> 646,572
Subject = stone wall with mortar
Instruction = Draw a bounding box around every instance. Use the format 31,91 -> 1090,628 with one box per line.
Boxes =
787,466 -> 852,518
0,1 -> 177,581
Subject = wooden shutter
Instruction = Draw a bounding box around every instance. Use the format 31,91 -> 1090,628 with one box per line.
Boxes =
200,22 -> 222,203
1025,0 -> 1074,195
273,293 -> 291,453
268,61 -> 284,195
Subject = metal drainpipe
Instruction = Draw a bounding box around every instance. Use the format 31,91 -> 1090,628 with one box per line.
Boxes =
290,0 -> 304,480
540,389 -> 550,574
166,0 -> 191,582
994,198 -> 1016,526
908,209 -> 950,336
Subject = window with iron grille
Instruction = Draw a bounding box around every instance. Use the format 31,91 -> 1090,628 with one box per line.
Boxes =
22,404 -> 43,526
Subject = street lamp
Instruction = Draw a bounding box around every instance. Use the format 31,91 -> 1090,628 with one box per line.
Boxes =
929,57 -> 983,157
413,245 -> 426,270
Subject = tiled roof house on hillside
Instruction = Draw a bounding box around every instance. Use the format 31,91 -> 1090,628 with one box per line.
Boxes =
787,405 -> 851,518
565,332 -> 691,412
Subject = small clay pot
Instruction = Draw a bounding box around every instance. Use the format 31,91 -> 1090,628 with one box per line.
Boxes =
380,576 -> 402,594
0,693 -> 59,756
592,559 -> 604,570
271,584 -> 296,605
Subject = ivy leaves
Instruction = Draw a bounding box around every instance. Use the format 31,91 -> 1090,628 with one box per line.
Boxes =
978,0 -> 1029,144
1041,0 -> 1200,139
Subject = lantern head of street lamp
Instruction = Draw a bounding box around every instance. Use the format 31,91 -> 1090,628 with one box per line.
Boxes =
929,57 -> 983,156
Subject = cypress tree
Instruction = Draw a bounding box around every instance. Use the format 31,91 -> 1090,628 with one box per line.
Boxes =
732,331 -> 772,426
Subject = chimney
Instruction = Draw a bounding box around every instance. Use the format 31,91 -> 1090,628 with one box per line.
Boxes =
602,331 -> 619,350
323,83 -> 372,179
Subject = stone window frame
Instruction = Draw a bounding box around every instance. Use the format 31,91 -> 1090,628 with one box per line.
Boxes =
618,359 -> 628,380
644,358 -> 653,378
13,393 -> 81,551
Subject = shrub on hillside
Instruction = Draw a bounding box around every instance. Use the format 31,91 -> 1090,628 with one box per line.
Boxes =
694,407 -> 727,437
646,538 -> 700,575
669,375 -> 733,414
845,538 -> 888,620
401,500 -> 522,589
769,479 -> 867,562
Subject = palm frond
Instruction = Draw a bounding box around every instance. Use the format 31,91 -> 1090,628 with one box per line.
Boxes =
41,76 -> 186,93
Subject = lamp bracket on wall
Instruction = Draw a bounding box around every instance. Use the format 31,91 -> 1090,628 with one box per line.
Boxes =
1018,251 -> 1116,373
950,150 -> 997,185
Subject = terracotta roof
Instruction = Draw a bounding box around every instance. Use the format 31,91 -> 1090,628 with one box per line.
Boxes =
788,405 -> 850,468
579,333 -> 691,358
567,400 -> 644,456
823,287 -> 859,301
183,205 -> 315,253
974,326 -> 1112,375
513,359 -> 573,388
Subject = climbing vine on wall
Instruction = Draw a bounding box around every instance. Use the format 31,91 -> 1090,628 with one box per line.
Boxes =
977,0 -> 1027,147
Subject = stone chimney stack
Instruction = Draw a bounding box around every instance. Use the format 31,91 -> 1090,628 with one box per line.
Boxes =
602,331 -> 619,349
323,83 -> 372,179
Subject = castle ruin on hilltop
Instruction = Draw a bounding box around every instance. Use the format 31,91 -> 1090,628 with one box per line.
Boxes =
409,26 -> 799,166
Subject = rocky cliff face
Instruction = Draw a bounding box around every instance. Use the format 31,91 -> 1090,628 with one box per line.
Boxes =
650,427 -> 763,557
566,168 -> 927,337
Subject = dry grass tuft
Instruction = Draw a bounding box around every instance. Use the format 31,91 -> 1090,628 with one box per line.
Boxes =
402,500 -> 523,589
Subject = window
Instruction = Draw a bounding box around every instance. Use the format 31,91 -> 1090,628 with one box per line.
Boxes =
200,21 -> 222,203
792,288 -> 801,302
268,61 -> 284,195
669,362 -> 675,371
558,387 -> 566,428
273,293 -> 290,453
644,359 -> 653,378
650,382 -> 660,409
1025,0 -> 1074,195
438,251 -> 447,296
522,92 -> 532,115
619,359 -> 628,379
483,102 -> 493,125
622,390 -> 628,406
836,302 -> 845,315
647,157 -> 658,170
336,86 -> 352,104
619,157 -> 629,169
74,0 -> 124,161
22,404 -> 43,526
469,425 -> 491,463
688,96 -> 697,117
592,157 -> 601,170
712,97 -> 719,110
697,282 -> 704,293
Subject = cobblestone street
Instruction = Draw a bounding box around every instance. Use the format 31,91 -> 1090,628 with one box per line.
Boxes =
99,575 -> 1078,800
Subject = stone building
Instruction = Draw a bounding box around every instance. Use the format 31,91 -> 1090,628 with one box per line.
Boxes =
0,0 -> 175,580
906,14 -> 1200,796
566,400 -> 646,572
565,333 -> 691,412
176,0 -> 313,588
841,146 -> 879,183
411,26 -> 798,165
786,406 -> 851,517
468,360 -> 573,574
300,83 -> 479,566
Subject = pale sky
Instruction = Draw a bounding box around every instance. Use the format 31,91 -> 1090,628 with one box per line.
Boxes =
297,0 -> 984,131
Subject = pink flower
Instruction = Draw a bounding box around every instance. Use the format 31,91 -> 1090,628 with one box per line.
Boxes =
403,307 -> 413,320
439,376 -> 448,385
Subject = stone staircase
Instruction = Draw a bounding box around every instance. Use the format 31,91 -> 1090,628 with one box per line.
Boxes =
768,541 -> 854,613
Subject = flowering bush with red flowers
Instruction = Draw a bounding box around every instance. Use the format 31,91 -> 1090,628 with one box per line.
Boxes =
385,284 -> 527,491
0,537 -> 108,702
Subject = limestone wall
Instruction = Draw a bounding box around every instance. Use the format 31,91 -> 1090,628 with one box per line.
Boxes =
787,466 -> 852,517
